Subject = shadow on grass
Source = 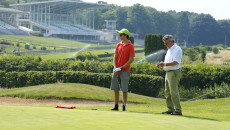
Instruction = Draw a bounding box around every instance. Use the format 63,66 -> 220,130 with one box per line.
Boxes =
129,111 -> 220,122
182,115 -> 220,122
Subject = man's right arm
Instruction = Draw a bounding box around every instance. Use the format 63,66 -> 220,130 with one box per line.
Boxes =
113,54 -> 117,69
113,54 -> 119,76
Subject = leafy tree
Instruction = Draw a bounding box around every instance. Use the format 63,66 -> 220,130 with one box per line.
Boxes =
94,9 -> 104,29
1,0 -> 230,46
145,7 -> 158,34
97,1 -> 108,4
116,7 -> 128,29
100,5 -> 118,20
177,12 -> 190,43
218,20 -> 230,47
190,14 -> 221,46
127,4 -> 154,38
152,12 -> 177,36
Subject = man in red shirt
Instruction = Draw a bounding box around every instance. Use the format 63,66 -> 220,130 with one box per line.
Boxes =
110,28 -> 135,111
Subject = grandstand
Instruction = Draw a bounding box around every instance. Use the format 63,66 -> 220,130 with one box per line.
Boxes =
8,0 -> 107,42
0,8 -> 29,35
0,1 -> 138,43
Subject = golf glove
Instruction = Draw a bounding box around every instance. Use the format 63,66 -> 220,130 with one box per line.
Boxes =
113,66 -> 123,72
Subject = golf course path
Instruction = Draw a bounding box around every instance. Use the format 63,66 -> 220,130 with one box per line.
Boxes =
0,97 -> 116,106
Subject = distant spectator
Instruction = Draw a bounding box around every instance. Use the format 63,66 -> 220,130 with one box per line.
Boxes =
13,48 -> 16,54
17,48 -> 20,55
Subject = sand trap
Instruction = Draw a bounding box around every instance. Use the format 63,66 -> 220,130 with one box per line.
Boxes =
0,97 -> 116,107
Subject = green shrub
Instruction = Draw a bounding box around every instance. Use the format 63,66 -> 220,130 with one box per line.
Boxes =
75,51 -> 98,61
214,83 -> 230,98
144,34 -> 166,56
1,55 -> 230,91
203,46 -> 212,51
212,46 -> 219,54
129,36 -> 134,44
41,47 -> 47,50
69,60 -> 113,73
200,49 -> 206,62
184,48 -> 199,61
0,71 -> 164,97
129,74 -> 163,97
0,41 -> 13,46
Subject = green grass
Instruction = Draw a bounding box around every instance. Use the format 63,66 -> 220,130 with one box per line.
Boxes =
0,105 -> 229,130
40,52 -> 76,60
0,83 -> 154,104
0,35 -> 116,49
39,47 -> 144,60
0,83 -> 230,129
91,49 -> 115,55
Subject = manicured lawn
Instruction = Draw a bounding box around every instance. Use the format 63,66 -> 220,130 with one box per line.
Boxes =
0,104 -> 229,130
0,35 -> 116,49
39,47 -> 144,60
0,83 -> 229,129
39,52 -> 76,60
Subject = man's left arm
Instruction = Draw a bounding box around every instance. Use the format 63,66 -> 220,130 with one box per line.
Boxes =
158,49 -> 182,67
158,61 -> 178,67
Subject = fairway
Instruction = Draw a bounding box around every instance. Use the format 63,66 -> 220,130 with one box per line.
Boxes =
0,83 -> 230,129
0,105 -> 229,130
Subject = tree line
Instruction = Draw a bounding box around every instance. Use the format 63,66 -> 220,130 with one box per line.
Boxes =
1,0 -> 230,46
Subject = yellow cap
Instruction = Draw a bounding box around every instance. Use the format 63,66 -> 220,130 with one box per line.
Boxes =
117,28 -> 129,35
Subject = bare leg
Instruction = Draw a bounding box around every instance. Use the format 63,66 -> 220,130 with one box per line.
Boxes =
114,90 -> 119,105
123,92 -> 127,105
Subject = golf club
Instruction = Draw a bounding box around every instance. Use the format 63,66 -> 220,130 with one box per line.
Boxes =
188,87 -> 225,101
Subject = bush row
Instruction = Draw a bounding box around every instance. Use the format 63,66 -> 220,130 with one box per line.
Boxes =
0,71 -> 164,97
1,55 -> 230,89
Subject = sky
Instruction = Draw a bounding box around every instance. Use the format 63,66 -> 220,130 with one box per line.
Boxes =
83,0 -> 230,20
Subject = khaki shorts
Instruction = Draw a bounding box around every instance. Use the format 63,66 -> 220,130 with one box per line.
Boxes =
110,71 -> 130,92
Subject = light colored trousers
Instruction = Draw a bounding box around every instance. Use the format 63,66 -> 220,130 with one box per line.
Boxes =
165,69 -> 182,113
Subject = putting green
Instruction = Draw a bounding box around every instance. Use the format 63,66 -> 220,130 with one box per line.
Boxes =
0,105 -> 229,130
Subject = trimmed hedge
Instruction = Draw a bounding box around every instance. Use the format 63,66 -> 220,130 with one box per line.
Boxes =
144,34 -> 166,56
180,65 -> 230,89
129,74 -> 163,97
0,71 -> 164,97
1,55 -> 230,90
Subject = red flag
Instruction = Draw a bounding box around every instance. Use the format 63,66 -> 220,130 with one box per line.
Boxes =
56,105 -> 76,109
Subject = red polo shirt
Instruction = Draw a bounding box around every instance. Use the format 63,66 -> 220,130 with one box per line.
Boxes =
115,40 -> 135,72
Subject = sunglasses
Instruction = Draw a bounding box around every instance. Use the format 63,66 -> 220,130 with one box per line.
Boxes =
120,33 -> 126,37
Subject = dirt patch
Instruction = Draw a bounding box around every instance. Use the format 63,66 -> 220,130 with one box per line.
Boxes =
0,97 -> 116,107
